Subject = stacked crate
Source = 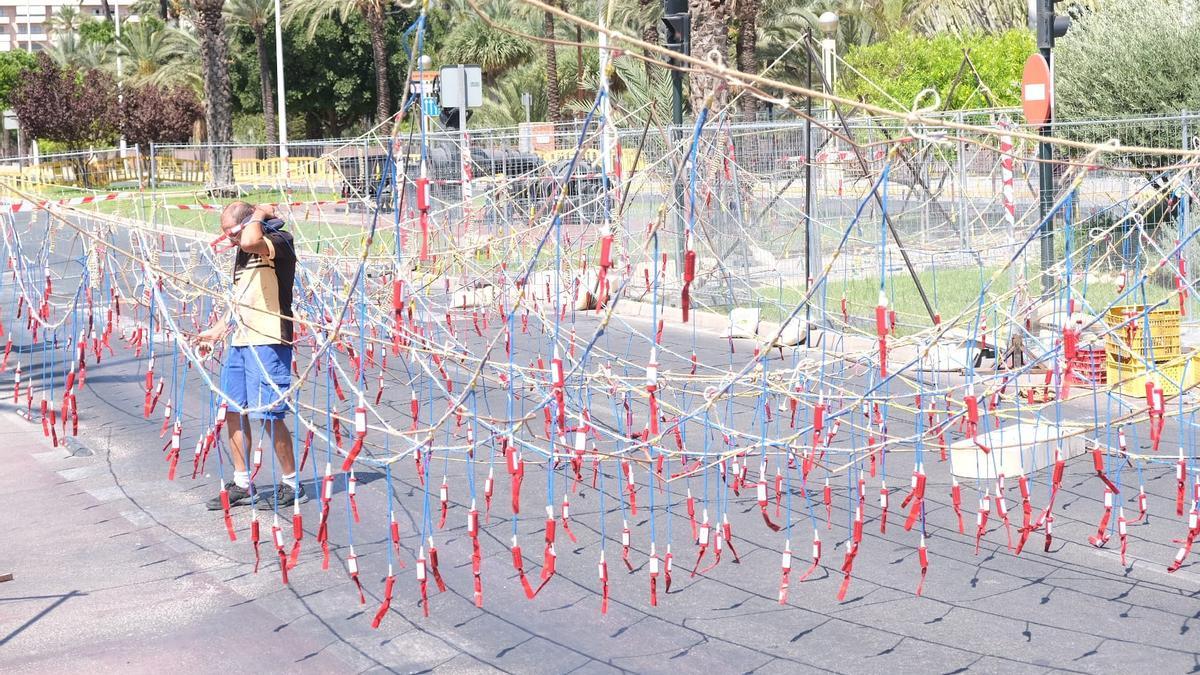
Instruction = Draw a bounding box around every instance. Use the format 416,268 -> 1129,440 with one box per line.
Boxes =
1105,305 -> 1183,395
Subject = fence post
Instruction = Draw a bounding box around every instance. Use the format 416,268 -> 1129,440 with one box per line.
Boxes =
956,111 -> 968,251
1182,111 -> 1190,316
149,142 -> 157,191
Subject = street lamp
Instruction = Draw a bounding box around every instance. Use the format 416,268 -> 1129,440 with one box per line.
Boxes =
274,0 -> 289,182
817,11 -> 838,122
797,11 -> 836,346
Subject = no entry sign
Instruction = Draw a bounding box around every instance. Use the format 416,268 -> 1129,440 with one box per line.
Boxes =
1022,53 -> 1052,126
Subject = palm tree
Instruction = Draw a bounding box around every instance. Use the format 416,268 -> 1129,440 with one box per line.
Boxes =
45,31 -> 113,69
734,0 -> 761,117
284,0 -> 393,125
190,0 -> 236,190
226,0 -> 278,147
441,12 -> 535,87
47,5 -> 86,37
609,0 -> 661,80
544,4 -> 560,123
686,0 -> 731,113
116,19 -> 198,87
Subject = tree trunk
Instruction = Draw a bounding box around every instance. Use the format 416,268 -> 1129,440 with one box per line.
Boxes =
687,0 -> 731,115
99,0 -> 112,21
365,2 -> 391,125
253,25 -> 278,150
545,8 -> 560,124
192,0 -> 235,192
159,0 -> 169,22
735,0 -> 759,119
639,0 -> 658,82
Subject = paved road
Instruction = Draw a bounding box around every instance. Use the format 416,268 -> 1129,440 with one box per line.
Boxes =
1,213 -> 1199,674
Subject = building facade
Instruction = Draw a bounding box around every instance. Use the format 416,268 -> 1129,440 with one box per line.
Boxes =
0,0 -> 136,52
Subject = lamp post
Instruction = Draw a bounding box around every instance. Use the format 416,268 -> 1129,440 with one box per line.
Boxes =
274,0 -> 288,182
802,12 -> 835,346
662,0 -> 689,272
817,12 -> 838,124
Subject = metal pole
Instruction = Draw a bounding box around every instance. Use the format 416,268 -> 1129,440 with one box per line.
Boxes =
459,64 -> 471,233
116,1 -> 125,158
956,110 -> 967,251
672,65 -> 684,271
804,28 -> 813,345
273,0 -> 288,182
149,142 -> 157,191
1038,42 -> 1054,294
805,39 -> 939,326
665,0 -> 688,272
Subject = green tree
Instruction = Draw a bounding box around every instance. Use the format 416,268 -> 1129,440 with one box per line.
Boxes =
838,29 -> 1032,111
11,54 -> 119,185
190,0 -> 236,190
0,50 -> 35,155
116,17 -> 199,89
733,0 -> 761,117
226,0 -> 278,147
440,7 -> 535,87
47,5 -> 86,37
228,15 -> 386,139
1056,0 -> 1200,120
79,17 -> 116,46
544,4 -> 561,123
284,0 -> 395,125
46,29 -> 113,70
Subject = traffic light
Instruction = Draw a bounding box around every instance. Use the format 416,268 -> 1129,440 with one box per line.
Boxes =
1035,0 -> 1071,50
661,0 -> 690,58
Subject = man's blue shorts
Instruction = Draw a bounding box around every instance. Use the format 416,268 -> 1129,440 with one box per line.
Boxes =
220,345 -> 293,420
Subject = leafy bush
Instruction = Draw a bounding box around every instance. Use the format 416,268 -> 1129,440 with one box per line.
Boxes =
1056,0 -> 1200,120
838,29 -> 1033,111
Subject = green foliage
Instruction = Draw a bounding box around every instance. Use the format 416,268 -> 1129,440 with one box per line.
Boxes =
837,28 -> 1033,110
440,17 -> 534,80
229,13 -> 408,138
0,50 -> 36,108
1056,0 -> 1200,120
80,18 -> 116,46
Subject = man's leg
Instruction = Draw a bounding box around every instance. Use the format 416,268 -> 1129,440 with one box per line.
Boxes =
269,419 -> 295,478
251,344 -> 298,492
219,345 -> 253,490
226,410 -> 252,481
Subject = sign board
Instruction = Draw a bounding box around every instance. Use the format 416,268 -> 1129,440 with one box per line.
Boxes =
439,65 -> 484,109
409,70 -> 437,97
422,98 -> 440,118
1021,53 -> 1051,127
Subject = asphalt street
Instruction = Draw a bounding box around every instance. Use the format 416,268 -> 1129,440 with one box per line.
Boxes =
1,212 -> 1199,674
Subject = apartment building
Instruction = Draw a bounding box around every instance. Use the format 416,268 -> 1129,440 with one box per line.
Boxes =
0,0 -> 136,51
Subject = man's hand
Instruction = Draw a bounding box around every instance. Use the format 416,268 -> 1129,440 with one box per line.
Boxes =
192,326 -> 225,357
252,203 -> 276,222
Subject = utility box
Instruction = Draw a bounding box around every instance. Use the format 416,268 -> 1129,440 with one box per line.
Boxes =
519,123 -> 555,153
950,421 -> 1087,480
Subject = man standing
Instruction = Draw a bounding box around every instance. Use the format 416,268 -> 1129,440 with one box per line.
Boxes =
198,201 -> 305,509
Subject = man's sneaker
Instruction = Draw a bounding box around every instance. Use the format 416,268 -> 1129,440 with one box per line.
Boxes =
273,482 -> 308,508
206,481 -> 254,510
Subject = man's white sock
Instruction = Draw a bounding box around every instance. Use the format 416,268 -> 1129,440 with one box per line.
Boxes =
233,471 -> 251,489
282,471 -> 298,489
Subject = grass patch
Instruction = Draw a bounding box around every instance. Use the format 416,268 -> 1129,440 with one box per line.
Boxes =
756,264 -> 1174,334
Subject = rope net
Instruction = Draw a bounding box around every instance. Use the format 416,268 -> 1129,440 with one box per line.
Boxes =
5,4 -> 1200,622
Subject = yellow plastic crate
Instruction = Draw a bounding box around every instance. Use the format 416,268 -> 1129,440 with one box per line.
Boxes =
1106,354 -> 1198,397
1104,304 -> 1181,365
1105,304 -> 1180,337
1106,333 -> 1181,363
